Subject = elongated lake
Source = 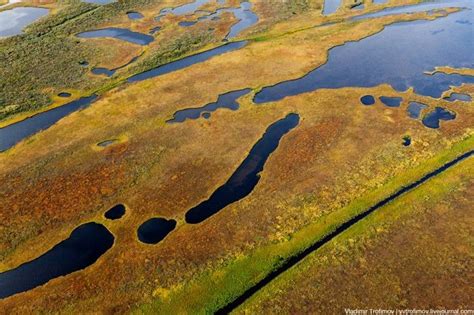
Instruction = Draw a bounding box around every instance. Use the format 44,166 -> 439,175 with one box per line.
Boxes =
0,222 -> 114,299
255,1 -> 474,103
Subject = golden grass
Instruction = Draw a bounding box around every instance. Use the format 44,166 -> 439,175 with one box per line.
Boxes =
236,156 -> 474,314
0,3 -> 472,313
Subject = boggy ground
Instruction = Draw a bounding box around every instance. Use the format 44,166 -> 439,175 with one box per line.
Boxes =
0,2 -> 472,313
236,153 -> 474,314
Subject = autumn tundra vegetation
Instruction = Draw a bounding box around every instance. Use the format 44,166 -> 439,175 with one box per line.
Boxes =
0,0 -> 472,313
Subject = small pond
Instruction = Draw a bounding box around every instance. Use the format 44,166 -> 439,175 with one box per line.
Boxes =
137,218 -> 176,244
379,96 -> 402,107
360,95 -> 375,105
407,101 -> 428,119
443,92 -> 472,102
105,204 -> 126,220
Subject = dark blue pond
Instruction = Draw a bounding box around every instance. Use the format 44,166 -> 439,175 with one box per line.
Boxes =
127,11 -> 144,20
92,67 -> 115,76
322,0 -> 342,15
58,92 -> 71,98
402,135 -> 411,146
407,101 -> 428,119
0,222 -> 114,299
254,3 -> 474,104
0,95 -> 97,152
225,2 -> 259,39
443,92 -> 472,102
137,218 -> 176,244
179,20 -> 197,27
98,139 -> 118,147
149,26 -> 161,34
128,41 -> 247,83
360,95 -> 375,105
379,96 -> 402,107
77,28 -> 154,46
422,106 -> 456,128
185,113 -> 300,224
167,88 -> 251,123
351,3 -> 365,10
0,7 -> 49,38
104,204 -> 126,220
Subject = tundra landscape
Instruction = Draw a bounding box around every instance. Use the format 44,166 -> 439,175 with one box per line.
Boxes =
0,0 -> 472,313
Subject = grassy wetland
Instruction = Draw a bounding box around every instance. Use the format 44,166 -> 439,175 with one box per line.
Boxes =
0,0 -> 473,313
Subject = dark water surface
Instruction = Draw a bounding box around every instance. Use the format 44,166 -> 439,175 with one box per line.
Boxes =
185,113 -> 300,224
255,2 -> 474,103
104,204 -> 126,220
58,92 -> 71,98
137,218 -> 176,244
443,92 -> 472,102
360,95 -> 375,105
422,106 -> 456,128
0,95 -> 97,152
0,222 -> 114,299
407,101 -> 428,119
77,28 -> 154,45
402,135 -> 411,146
128,41 -> 247,83
98,139 -> 118,147
179,20 -> 197,27
168,88 -> 251,123
127,11 -> 144,20
379,96 -> 402,107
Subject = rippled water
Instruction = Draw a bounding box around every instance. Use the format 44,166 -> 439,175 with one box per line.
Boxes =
255,2 -> 474,103
0,7 -> 49,37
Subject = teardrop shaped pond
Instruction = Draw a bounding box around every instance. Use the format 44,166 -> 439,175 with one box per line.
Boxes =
137,218 -> 176,244
104,204 -> 126,220
360,95 -> 375,105
0,222 -> 114,299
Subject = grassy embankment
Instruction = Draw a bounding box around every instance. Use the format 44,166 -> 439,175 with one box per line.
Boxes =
237,150 -> 473,313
